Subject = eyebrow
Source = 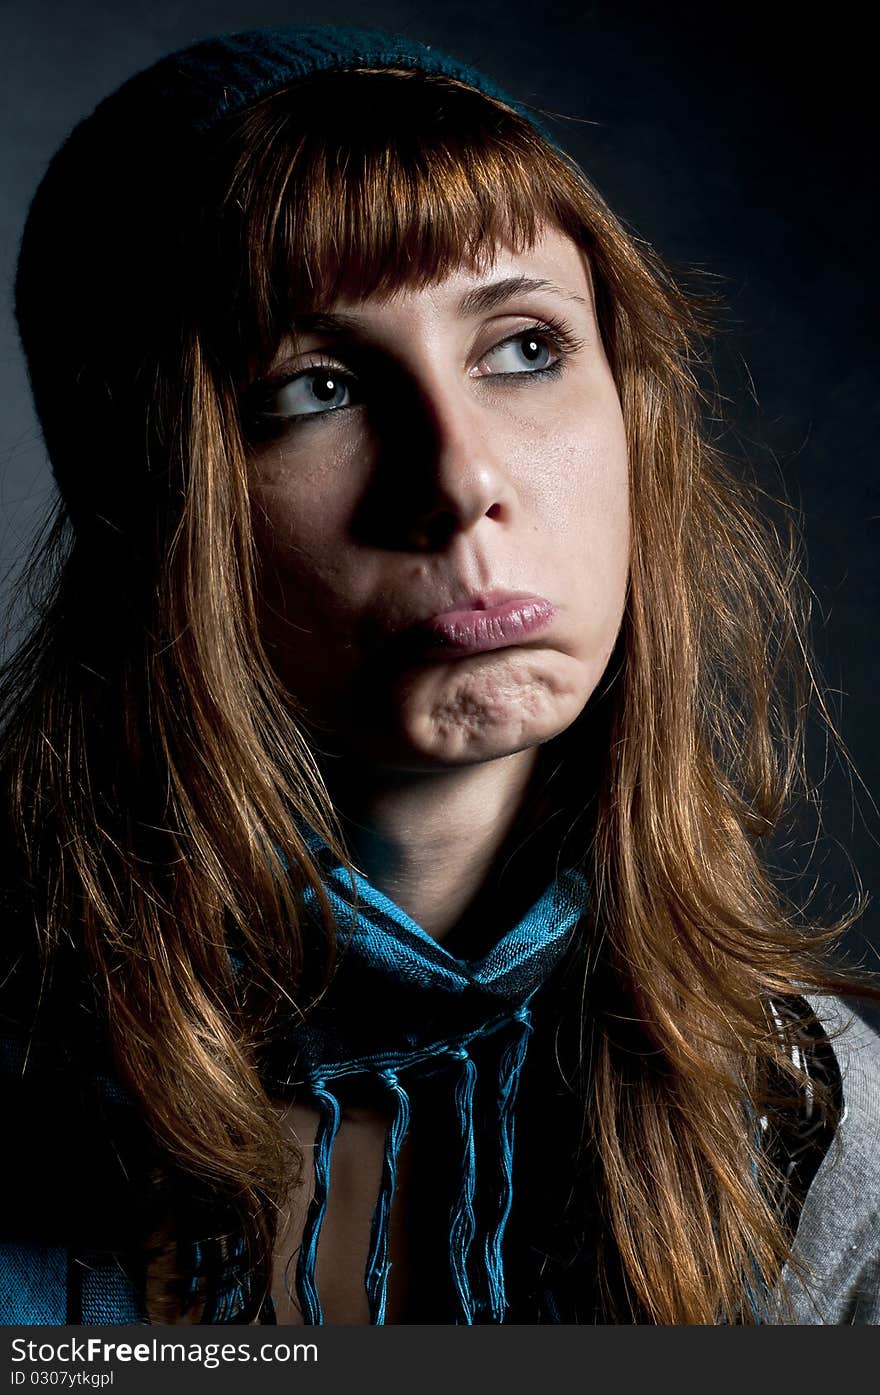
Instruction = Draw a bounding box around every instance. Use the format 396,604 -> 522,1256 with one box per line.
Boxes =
457,276 -> 589,317
289,276 -> 589,337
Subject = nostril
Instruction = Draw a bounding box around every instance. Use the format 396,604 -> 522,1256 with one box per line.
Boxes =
486,502 -> 503,521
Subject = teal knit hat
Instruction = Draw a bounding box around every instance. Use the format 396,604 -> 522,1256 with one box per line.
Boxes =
102,24 -> 560,143
15,25 -> 561,522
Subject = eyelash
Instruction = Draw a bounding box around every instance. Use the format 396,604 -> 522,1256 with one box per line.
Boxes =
244,319 -> 584,438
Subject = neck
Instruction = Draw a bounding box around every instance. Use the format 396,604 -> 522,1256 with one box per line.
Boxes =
320,747 -> 562,946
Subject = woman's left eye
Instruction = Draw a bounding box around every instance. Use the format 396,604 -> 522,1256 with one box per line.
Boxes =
479,328 -> 563,377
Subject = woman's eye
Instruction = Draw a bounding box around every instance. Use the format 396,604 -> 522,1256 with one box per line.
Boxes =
479,330 -> 561,376
264,369 -> 356,419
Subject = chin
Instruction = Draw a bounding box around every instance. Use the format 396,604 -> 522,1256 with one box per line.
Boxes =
345,647 -> 593,770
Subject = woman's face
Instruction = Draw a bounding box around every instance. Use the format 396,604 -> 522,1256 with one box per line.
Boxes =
247,222 -> 630,771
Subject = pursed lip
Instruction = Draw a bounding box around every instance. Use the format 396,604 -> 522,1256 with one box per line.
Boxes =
397,591 -> 557,659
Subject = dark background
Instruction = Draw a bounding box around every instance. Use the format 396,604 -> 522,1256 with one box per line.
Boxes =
1,2 -> 877,1002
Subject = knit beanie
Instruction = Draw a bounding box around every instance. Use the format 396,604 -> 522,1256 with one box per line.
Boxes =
14,26 -> 561,522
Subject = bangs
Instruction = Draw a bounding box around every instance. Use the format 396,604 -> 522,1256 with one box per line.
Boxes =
208,67 -> 588,377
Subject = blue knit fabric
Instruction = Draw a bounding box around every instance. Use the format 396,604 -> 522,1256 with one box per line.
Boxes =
91,25 -> 562,146
0,1245 -> 68,1325
0,1246 -> 143,1325
31,24 -> 562,192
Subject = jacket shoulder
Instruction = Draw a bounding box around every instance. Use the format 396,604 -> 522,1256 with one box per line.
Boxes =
777,995 -> 880,1323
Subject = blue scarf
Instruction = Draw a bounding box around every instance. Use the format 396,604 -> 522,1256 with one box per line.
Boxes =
210,830 -> 589,1326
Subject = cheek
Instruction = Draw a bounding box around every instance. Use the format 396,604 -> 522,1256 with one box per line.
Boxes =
517,394 -> 630,578
524,397 -> 630,686
249,472 -> 359,617
249,427 -> 367,545
248,483 -> 363,706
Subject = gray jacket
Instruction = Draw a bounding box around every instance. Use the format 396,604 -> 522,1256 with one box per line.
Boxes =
775,997 -> 880,1323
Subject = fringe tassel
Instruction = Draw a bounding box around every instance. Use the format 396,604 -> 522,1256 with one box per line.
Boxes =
364,1069 -> 412,1324
483,1006 -> 533,1322
449,1048 -> 478,1324
295,1077 -> 341,1325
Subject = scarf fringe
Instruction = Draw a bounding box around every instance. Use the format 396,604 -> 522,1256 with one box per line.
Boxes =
449,1048 -> 479,1324
484,1005 -> 532,1321
285,1006 -> 536,1325
365,1070 -> 412,1324
294,1078 -> 341,1325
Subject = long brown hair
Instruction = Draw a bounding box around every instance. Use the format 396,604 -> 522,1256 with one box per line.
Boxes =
4,64 -> 876,1323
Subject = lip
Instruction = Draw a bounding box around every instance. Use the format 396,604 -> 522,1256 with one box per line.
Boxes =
400,592 -> 557,659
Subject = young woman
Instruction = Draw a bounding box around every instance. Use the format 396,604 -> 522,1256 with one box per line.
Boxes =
1,25 -> 878,1327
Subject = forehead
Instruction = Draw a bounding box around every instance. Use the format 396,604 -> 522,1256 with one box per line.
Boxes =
316,224 -> 594,316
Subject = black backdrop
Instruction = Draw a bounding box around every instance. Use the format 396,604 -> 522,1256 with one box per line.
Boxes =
1,0 -> 877,996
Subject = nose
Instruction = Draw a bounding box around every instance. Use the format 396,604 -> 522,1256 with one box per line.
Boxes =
406,456 -> 506,551
392,375 -> 513,552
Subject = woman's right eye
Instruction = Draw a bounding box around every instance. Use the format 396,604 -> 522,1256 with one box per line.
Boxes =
253,367 -> 359,426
